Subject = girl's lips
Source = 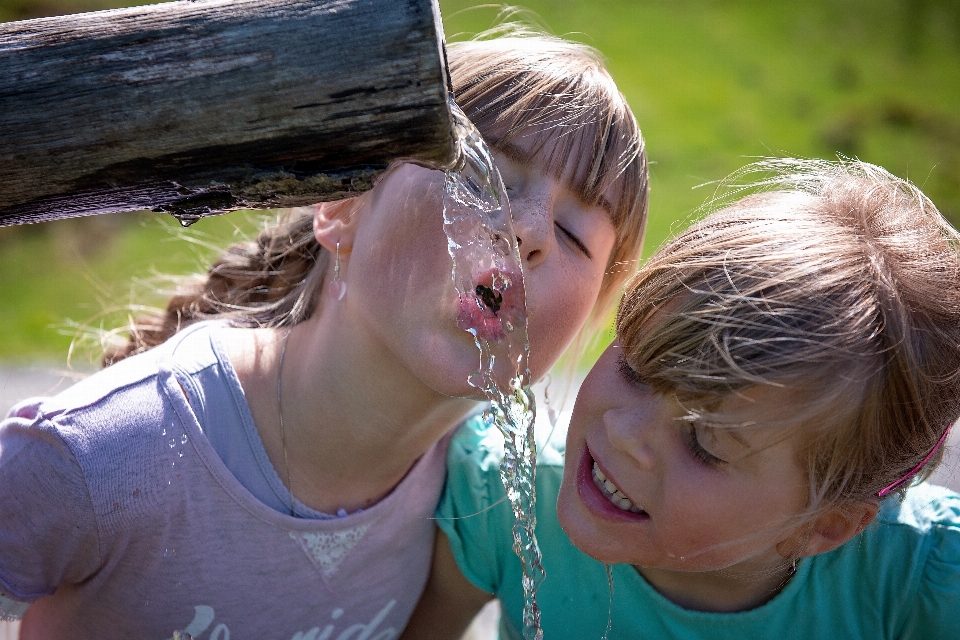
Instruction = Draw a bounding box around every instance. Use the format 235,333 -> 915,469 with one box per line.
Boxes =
457,295 -> 506,342
456,268 -> 523,343
577,445 -> 650,523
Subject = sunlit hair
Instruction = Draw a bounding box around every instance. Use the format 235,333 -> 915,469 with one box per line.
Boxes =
101,23 -> 648,366
616,158 -> 960,512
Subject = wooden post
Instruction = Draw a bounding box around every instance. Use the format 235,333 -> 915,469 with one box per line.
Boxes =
0,0 -> 456,226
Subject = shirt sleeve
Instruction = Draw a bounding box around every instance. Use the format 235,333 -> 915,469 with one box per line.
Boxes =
898,490 -> 960,639
435,416 -> 514,595
0,404 -> 102,602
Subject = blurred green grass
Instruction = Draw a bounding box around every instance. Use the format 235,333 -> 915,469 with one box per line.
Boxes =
2,0 -> 959,364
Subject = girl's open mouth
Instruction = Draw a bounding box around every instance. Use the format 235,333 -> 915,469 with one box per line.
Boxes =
456,268 -> 521,342
592,461 -> 644,513
577,446 -> 649,522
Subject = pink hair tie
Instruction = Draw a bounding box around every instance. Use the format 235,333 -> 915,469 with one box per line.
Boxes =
878,423 -> 953,497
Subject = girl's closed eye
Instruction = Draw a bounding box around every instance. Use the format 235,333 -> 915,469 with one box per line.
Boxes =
556,221 -> 592,259
684,422 -> 727,467
617,353 -> 644,385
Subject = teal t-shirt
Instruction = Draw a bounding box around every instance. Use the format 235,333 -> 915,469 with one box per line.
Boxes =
437,416 -> 960,640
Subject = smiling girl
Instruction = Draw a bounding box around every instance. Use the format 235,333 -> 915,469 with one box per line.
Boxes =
409,158 -> 960,639
0,30 -> 648,639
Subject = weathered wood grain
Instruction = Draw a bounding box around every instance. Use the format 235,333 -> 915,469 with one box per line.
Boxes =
0,0 -> 456,226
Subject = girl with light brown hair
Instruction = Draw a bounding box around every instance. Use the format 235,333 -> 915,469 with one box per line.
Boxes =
0,28 -> 648,638
414,158 -> 960,639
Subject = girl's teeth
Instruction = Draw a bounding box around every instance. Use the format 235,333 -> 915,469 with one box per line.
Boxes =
592,461 -> 641,513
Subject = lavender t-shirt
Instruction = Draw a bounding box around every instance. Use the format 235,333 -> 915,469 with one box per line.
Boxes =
0,323 -> 451,639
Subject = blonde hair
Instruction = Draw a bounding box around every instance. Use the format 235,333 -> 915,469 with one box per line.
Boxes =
103,26 -> 648,366
616,158 -> 960,510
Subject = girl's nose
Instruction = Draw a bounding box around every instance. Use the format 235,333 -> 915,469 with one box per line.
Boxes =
604,408 -> 658,471
511,186 -> 553,269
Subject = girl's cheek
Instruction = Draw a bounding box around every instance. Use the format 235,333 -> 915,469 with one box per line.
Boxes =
534,297 -> 582,358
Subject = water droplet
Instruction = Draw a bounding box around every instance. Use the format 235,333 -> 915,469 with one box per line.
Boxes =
169,438 -> 176,448
602,564 -> 614,640
178,451 -> 184,458
171,212 -> 202,227
163,548 -> 178,558
162,428 -> 167,436
181,434 -> 188,444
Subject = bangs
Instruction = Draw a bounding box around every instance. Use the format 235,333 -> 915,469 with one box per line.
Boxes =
447,32 -> 649,310
615,199 -> 885,408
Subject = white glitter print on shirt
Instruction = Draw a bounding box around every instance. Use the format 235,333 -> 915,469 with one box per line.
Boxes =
289,525 -> 371,578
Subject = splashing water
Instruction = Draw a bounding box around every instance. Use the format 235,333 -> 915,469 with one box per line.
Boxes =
442,98 -> 544,640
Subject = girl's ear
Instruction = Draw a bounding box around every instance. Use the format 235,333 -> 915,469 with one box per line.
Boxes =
778,501 -> 879,559
313,196 -> 363,253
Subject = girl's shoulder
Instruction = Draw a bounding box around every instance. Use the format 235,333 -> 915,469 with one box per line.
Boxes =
1,325 -> 218,526
842,483 -> 960,638
877,483 -> 960,585
14,320 -> 223,426
855,483 -> 960,584
877,483 -> 960,532
18,349 -> 162,423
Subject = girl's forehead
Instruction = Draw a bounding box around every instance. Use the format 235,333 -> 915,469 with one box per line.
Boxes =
493,134 -> 616,214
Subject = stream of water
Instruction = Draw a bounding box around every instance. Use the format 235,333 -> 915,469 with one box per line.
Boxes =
442,99 -> 544,640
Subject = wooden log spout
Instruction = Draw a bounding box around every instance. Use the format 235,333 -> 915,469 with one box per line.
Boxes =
0,0 -> 457,226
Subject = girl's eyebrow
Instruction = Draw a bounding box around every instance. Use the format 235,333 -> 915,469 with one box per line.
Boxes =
598,196 -> 614,213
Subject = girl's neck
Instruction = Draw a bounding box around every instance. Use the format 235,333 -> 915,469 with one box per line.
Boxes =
635,559 -> 796,614
224,319 -> 478,515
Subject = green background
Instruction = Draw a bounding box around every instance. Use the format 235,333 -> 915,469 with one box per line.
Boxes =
2,0 -> 959,366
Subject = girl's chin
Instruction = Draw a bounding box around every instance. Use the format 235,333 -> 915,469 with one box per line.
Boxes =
400,335 -> 486,400
420,362 -> 487,401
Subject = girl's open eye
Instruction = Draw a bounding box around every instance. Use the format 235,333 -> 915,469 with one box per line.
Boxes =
684,423 -> 726,467
616,354 -> 643,385
555,222 -> 592,259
